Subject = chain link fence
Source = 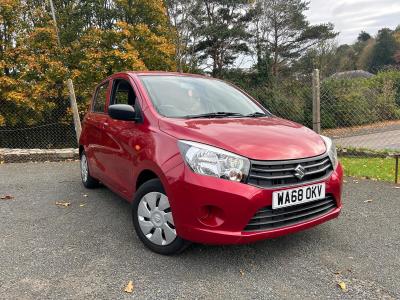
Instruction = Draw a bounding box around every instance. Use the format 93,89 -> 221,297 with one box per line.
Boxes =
265,69 -> 400,182
0,92 -> 78,162
320,73 -> 400,154
1,70 -> 400,179
319,71 -> 400,183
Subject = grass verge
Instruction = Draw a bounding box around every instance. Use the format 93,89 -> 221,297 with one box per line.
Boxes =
340,156 -> 396,182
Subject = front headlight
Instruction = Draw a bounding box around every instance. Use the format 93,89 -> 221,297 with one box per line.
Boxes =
320,135 -> 338,168
178,140 -> 250,182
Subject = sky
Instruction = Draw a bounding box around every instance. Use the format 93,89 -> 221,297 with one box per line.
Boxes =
305,0 -> 400,44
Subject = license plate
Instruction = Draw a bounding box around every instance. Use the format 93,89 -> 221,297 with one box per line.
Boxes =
272,183 -> 325,209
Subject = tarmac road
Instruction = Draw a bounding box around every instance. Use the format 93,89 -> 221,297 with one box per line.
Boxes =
0,161 -> 399,299
334,128 -> 400,151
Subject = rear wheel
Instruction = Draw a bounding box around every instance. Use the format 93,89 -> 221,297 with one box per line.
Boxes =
132,179 -> 190,255
80,151 -> 99,189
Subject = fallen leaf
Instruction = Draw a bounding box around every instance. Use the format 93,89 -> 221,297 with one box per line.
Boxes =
239,269 -> 244,276
363,199 -> 373,203
338,281 -> 347,292
0,195 -> 14,200
124,281 -> 134,293
333,271 -> 341,275
55,201 -> 70,207
79,203 -> 86,207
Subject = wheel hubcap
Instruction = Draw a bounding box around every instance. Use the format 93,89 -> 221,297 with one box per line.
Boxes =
81,154 -> 88,182
137,192 -> 177,246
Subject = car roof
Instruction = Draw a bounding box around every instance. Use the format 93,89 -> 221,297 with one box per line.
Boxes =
108,71 -> 210,80
96,71 -> 216,91
131,71 -> 208,77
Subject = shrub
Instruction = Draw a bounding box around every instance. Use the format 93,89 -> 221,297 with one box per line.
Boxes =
321,71 -> 400,129
214,69 -> 400,130
224,72 -> 313,126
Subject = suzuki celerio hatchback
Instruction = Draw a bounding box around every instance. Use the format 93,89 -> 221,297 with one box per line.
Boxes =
79,71 -> 343,255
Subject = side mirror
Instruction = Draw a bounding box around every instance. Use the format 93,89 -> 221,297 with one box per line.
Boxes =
108,104 -> 137,121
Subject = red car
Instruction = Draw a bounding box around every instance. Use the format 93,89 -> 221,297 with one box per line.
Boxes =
79,71 -> 343,255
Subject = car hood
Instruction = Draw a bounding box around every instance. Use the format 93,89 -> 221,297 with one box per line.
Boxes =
159,117 -> 327,161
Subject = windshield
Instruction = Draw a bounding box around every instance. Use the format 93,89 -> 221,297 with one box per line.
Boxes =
139,75 -> 268,118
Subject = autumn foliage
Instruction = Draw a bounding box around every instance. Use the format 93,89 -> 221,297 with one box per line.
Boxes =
0,0 -> 176,127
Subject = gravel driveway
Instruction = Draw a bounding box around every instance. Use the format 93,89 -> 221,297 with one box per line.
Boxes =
0,162 -> 399,299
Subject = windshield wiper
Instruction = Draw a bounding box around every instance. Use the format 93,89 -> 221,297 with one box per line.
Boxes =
183,112 -> 244,119
245,112 -> 268,118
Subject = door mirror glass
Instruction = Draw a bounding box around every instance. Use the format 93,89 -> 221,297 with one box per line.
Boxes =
108,104 -> 136,121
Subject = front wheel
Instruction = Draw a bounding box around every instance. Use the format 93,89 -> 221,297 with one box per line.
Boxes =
80,151 -> 99,189
132,179 -> 190,255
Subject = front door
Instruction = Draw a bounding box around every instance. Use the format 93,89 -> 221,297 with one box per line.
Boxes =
101,76 -> 142,198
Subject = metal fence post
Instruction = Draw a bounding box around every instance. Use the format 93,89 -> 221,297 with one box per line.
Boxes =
312,69 -> 321,134
395,155 -> 399,184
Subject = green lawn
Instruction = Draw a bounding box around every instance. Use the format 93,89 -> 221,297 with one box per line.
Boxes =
340,156 -> 396,182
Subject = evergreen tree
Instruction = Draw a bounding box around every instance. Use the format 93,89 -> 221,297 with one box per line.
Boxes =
357,31 -> 371,42
253,0 -> 337,76
192,0 -> 253,78
369,28 -> 397,72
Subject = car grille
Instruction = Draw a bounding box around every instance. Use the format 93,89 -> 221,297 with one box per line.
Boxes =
244,195 -> 337,232
247,154 -> 333,188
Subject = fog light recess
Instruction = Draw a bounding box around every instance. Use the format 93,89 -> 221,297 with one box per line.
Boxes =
198,205 -> 224,227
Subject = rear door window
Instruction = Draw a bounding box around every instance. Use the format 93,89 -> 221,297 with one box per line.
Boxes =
93,82 -> 108,113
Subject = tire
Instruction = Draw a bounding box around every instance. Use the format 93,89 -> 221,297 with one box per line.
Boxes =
80,151 -> 99,189
132,179 -> 190,255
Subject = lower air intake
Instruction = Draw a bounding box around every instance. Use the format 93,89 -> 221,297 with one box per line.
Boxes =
244,195 -> 337,232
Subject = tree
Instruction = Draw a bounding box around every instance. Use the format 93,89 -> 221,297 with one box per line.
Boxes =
334,44 -> 357,71
115,0 -> 176,70
351,31 -> 374,70
393,27 -> 400,65
0,1 -> 68,127
71,24 -> 146,109
293,40 -> 337,78
357,31 -> 371,42
356,38 -> 375,70
165,0 -> 200,72
253,0 -> 337,76
0,0 -> 177,128
1,0 -> 25,126
369,28 -> 397,72
192,0 -> 253,77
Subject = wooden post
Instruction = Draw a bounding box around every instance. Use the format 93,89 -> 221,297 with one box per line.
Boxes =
312,69 -> 321,134
67,79 -> 82,142
49,0 -> 61,46
49,0 -> 82,143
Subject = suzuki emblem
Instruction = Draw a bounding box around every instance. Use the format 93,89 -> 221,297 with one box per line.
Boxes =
294,165 -> 306,180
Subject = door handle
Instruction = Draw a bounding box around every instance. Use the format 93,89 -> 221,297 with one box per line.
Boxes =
103,122 -> 109,129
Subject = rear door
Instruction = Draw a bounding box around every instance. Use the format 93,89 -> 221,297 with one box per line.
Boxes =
84,81 -> 111,180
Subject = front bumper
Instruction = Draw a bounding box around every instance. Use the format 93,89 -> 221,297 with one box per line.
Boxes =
167,163 -> 343,245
